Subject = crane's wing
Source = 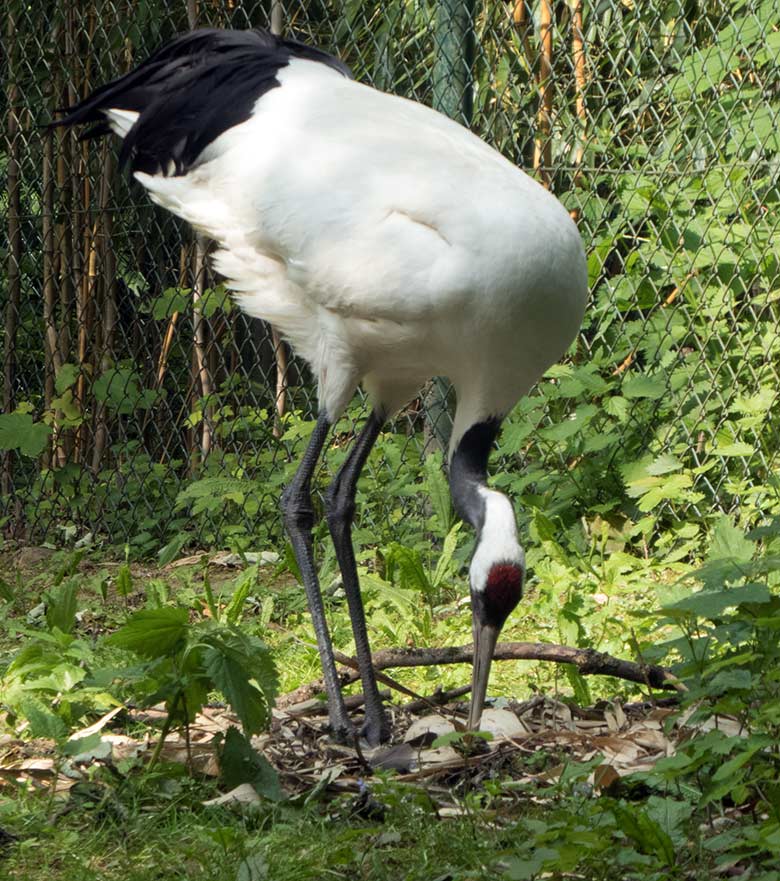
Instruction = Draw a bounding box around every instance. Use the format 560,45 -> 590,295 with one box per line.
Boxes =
52,29 -> 560,327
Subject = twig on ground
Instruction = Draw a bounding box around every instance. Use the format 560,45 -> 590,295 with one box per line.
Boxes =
277,641 -> 684,709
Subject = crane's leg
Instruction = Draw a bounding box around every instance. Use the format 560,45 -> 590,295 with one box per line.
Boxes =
325,410 -> 390,745
280,412 -> 353,742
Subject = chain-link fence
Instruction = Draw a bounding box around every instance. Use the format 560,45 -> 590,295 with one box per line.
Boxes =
2,0 -> 779,552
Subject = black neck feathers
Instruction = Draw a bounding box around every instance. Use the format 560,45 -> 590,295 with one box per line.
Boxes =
448,418 -> 502,533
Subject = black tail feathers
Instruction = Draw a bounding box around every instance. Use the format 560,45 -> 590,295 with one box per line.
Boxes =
50,28 -> 351,177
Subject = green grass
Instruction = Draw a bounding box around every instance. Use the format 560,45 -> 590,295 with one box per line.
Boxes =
3,518 -> 780,881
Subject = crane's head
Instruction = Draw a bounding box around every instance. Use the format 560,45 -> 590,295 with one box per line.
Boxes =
466,488 -> 525,730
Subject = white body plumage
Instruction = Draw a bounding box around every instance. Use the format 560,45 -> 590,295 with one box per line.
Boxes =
62,31 -> 588,740
115,59 -> 586,453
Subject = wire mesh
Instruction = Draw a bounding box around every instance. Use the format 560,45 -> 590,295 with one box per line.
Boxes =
2,0 -> 779,552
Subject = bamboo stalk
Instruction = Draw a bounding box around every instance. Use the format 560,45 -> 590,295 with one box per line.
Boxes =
512,1 -> 535,73
3,11 -> 21,495
533,0 -> 554,189
271,328 -> 288,438
154,246 -> 188,390
192,237 -> 213,461
571,0 -> 587,193
270,3 -> 288,438
91,145 -> 117,473
75,4 -> 99,465
54,110 -> 72,469
43,112 -> 63,473
184,0 -> 213,463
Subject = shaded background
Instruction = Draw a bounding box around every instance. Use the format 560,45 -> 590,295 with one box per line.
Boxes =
2,0 -> 779,554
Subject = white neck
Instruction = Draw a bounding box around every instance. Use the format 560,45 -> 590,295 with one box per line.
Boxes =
470,487 -> 524,592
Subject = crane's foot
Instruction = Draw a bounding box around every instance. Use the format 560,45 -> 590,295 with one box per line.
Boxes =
328,719 -> 356,745
359,707 -> 391,747
327,708 -> 390,746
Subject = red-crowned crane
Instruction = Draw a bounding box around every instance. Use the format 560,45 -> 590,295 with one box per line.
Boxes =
54,29 -> 588,746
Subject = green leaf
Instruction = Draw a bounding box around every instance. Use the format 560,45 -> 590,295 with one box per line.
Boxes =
423,452 -> 452,536
108,607 -> 190,658
61,731 -> 104,757
116,563 -> 133,598
54,363 -> 80,395
564,665 -> 592,706
202,631 -> 278,734
93,367 -> 158,414
220,726 -> 283,801
538,404 -> 597,442
663,582 -> 770,619
225,571 -> 254,626
622,374 -> 666,399
0,412 -> 51,457
385,543 -> 433,598
0,576 -> 16,603
646,454 -> 683,476
612,804 -> 676,866
157,533 -> 189,568
431,730 -> 492,748
431,522 -> 462,588
20,700 -> 69,742
644,796 -> 694,847
708,516 -> 754,566
45,579 -> 79,634
149,286 -> 191,319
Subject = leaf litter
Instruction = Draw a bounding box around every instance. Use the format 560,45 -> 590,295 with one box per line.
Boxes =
0,689 -> 739,812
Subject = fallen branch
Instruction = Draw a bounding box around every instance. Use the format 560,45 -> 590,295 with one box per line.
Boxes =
277,641 -> 684,708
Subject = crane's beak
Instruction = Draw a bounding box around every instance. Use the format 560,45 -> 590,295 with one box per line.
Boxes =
467,616 -> 501,730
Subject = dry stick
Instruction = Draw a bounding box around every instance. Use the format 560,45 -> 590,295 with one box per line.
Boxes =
53,56 -> 74,469
275,631 -> 445,714
75,219 -> 98,465
286,689 -> 393,718
154,247 -> 188,394
403,684 -> 472,713
533,0 -> 554,189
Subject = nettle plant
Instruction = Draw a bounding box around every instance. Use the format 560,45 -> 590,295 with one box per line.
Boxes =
0,560 -> 279,776
105,567 -> 278,766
